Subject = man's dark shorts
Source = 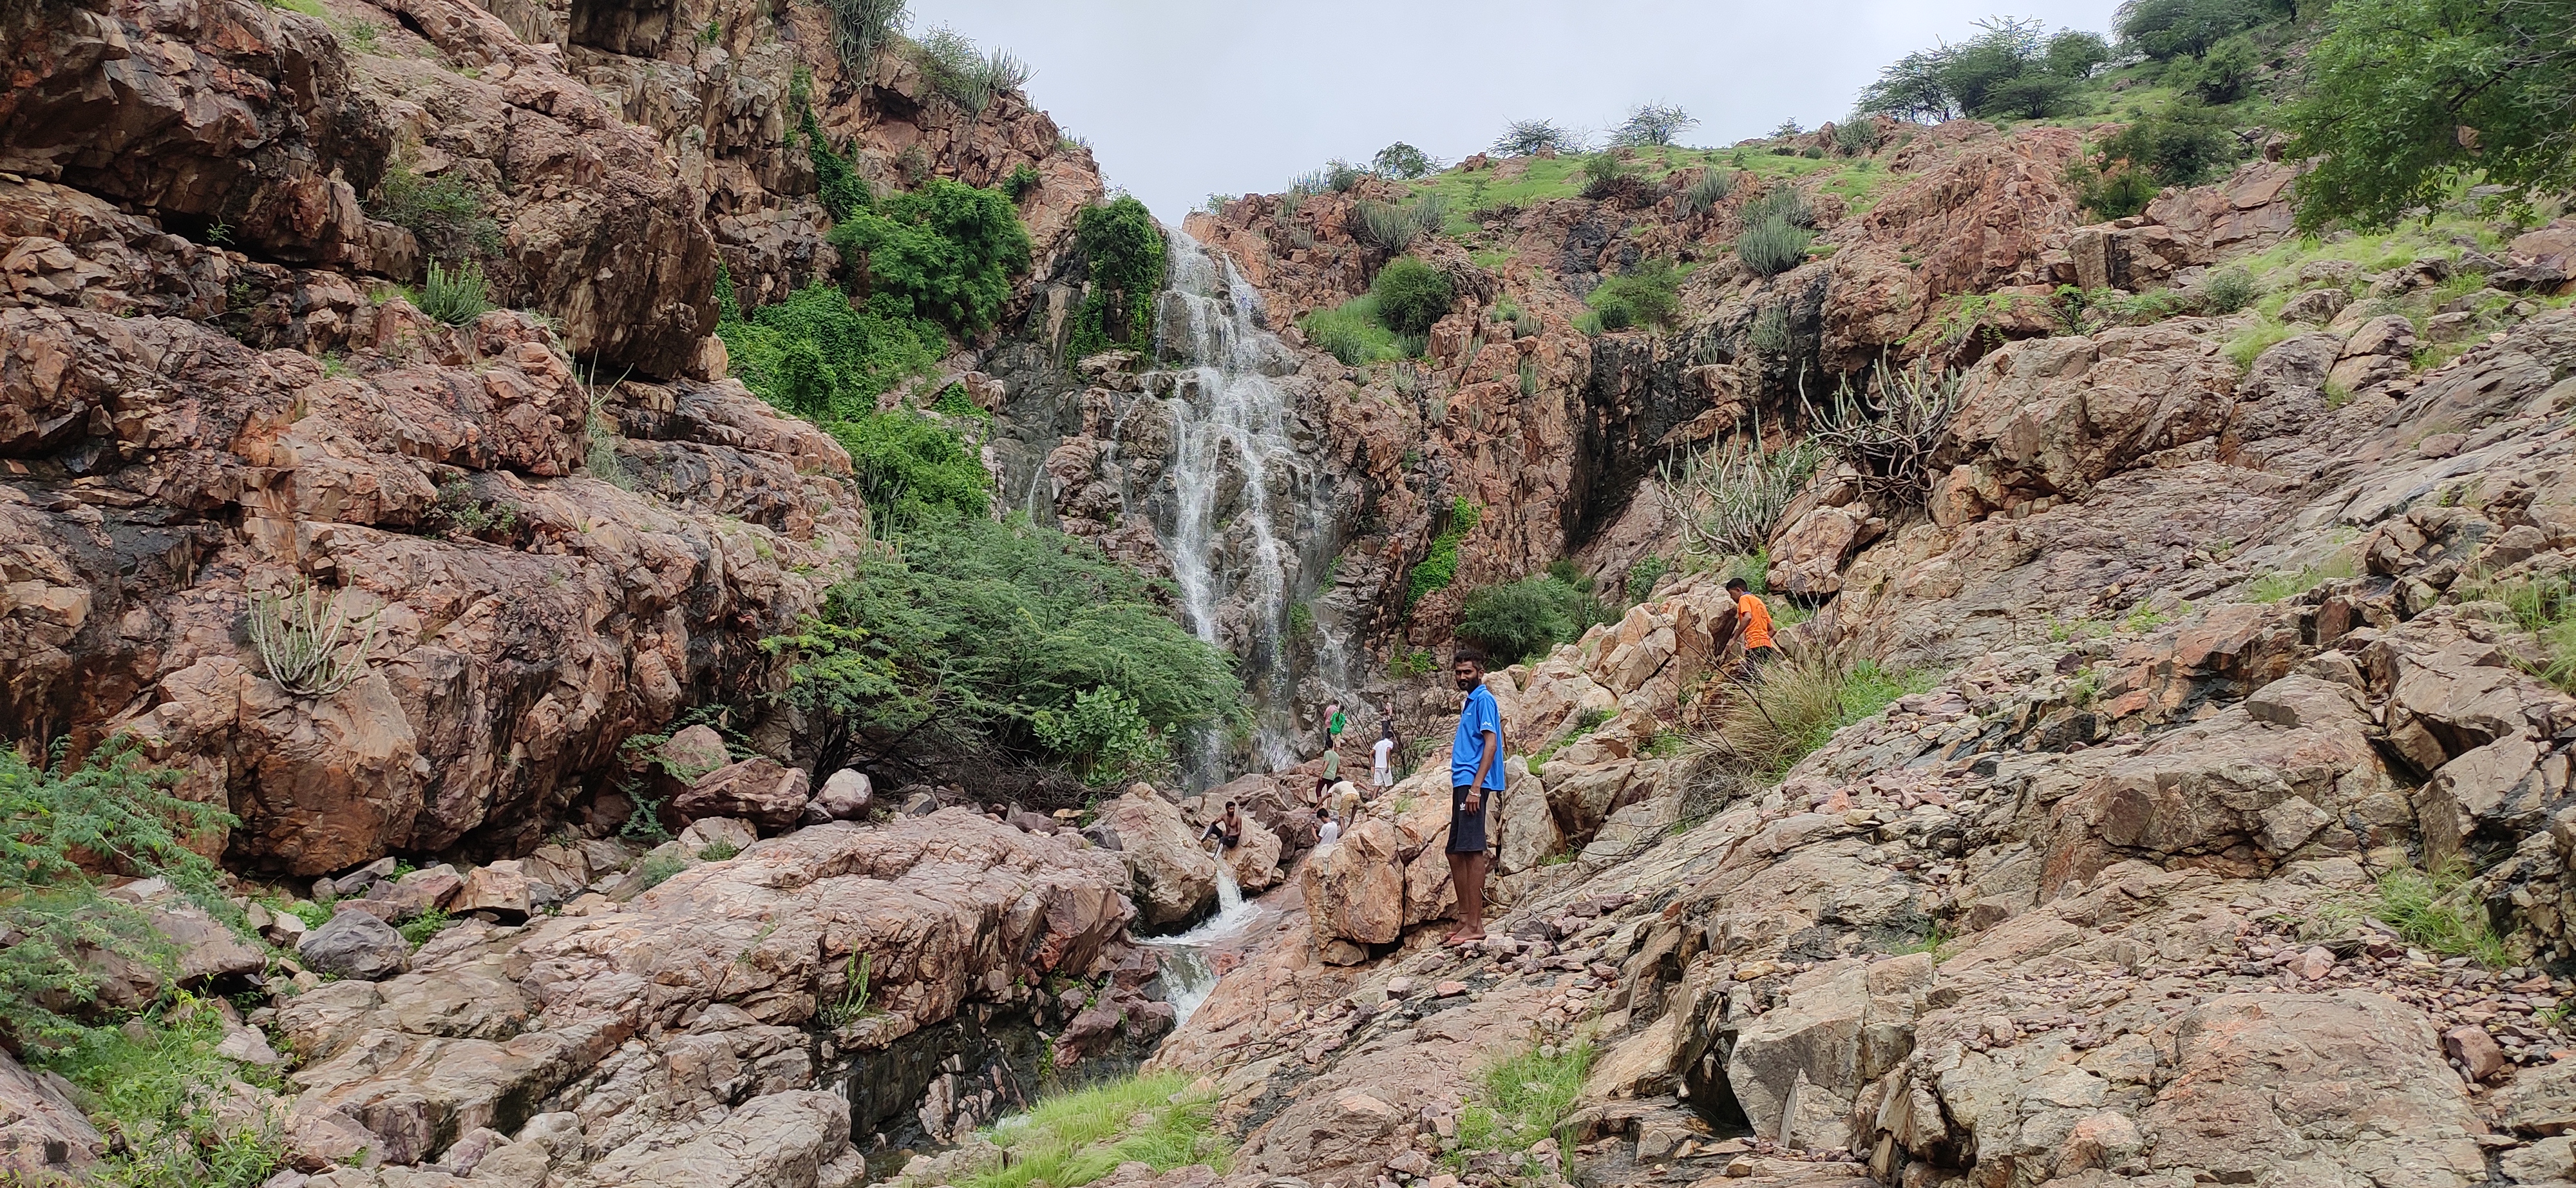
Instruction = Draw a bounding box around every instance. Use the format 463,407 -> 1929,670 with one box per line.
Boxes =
1747,644 -> 1782,667
1449,785 -> 1490,855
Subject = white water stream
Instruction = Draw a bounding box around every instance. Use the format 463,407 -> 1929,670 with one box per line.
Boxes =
1141,859 -> 1255,1027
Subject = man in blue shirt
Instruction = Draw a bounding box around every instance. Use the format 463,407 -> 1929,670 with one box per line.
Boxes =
1447,647 -> 1502,945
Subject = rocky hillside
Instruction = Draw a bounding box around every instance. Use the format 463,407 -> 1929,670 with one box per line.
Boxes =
0,0 -> 1099,875
1017,108 -> 2576,1188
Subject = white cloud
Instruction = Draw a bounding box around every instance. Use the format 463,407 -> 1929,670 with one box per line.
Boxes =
907,0 -> 2127,221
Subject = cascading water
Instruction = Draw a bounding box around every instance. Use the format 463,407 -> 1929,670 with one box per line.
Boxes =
1137,231 -> 1358,785
1142,859 -> 1254,1026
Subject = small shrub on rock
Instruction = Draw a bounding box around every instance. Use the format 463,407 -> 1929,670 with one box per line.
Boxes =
1457,575 -> 1609,664
1586,258 -> 1683,331
415,260 -> 493,325
1371,256 -> 1454,336
1736,216 -> 1814,278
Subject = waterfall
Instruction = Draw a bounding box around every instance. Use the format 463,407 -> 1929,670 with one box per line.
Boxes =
1142,231 -> 1347,785
1142,858 -> 1256,1027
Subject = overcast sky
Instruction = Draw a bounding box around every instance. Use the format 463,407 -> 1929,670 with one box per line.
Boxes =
911,1 -> 2127,222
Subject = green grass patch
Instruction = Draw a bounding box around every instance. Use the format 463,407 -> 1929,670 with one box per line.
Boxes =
1452,1041 -> 1595,1176
397,906 -> 453,948
2221,317 -> 2296,371
39,993 -> 287,1188
2369,863 -> 2510,968
1299,294 -> 1409,366
961,1071 -> 1228,1188
2455,573 -> 2576,693
1702,651 -> 1929,781
2243,553 -> 2359,604
1406,499 -> 1482,605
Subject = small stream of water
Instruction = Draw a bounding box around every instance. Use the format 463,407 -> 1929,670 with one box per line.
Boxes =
1141,860 -> 1255,1027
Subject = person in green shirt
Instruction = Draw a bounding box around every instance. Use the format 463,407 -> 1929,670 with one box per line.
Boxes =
1325,701 -> 1348,740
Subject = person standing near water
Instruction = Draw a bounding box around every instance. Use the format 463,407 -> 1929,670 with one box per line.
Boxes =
1371,725 -> 1396,790
1446,647 -> 1501,946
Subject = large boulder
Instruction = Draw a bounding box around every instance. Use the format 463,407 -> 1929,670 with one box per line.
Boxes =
298,906 -> 411,981
670,758 -> 811,834
1303,817 -> 1406,950
1931,325 -> 2240,526
272,812 -> 1128,1175
0,1047 -> 100,1180
802,769 -> 873,825
1222,815 -> 1286,893
1094,787 -> 1218,930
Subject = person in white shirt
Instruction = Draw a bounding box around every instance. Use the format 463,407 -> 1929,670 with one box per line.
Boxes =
1371,727 -> 1396,789
1316,809 -> 1341,847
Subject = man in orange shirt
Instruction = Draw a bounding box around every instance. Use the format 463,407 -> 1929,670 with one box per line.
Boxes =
1724,577 -> 1779,675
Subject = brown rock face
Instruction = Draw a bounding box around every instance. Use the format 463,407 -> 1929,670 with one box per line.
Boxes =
0,299 -> 871,874
671,757 -> 811,833
270,812 -> 1132,1180
0,0 -> 392,264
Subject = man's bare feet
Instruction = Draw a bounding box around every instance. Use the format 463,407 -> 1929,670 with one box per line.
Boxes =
1445,929 -> 1486,946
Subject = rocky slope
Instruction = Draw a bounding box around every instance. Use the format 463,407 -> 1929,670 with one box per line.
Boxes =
1072,133 -> 2576,1188
0,0 -> 1099,874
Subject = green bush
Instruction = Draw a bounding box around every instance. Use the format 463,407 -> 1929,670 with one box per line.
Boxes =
1457,575 -> 1608,664
1625,555 -> 1672,602
909,25 -> 1030,115
3,740 -> 236,1044
2066,159 -> 2161,220
2199,267 -> 2258,314
1002,162 -> 1043,202
830,408 -> 992,524
1831,119 -> 1877,157
1736,217 -> 1814,278
1406,499 -> 1481,605
802,108 -> 871,222
1452,1042 -> 1595,1178
1372,257 -> 1454,336
1744,186 -> 1815,229
1587,258 -> 1683,331
1350,201 -> 1426,253
768,514 -> 1244,777
2097,104 -> 2242,189
717,282 -> 945,417
827,178 -> 1031,334
1030,685 -> 1168,785
1372,142 -> 1437,179
2175,33 -> 2263,103
1067,195 -> 1166,359
1300,296 -> 1406,365
41,995 -> 286,1188
370,166 -> 500,262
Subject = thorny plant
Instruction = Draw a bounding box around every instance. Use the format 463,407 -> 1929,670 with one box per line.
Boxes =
1801,363 -> 1960,510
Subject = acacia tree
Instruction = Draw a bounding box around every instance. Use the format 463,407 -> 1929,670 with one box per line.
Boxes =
2284,0 -> 2576,230
1611,103 -> 1697,148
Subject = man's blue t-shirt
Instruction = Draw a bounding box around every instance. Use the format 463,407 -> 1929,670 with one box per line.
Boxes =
1450,683 -> 1504,790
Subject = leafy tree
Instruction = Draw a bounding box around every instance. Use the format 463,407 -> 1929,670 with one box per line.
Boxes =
2114,0 -> 2284,61
827,178 -> 1031,334
1067,195 -> 1166,358
2284,0 -> 2576,230
2045,30 -> 2116,77
768,513 -> 1243,778
1371,256 -> 1454,336
2175,33 -> 2263,102
1611,103 -> 1698,148
3,740 -> 236,1044
1937,17 -> 2049,117
1858,50 -> 1961,123
1492,119 -> 1581,156
1372,142 -> 1437,179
